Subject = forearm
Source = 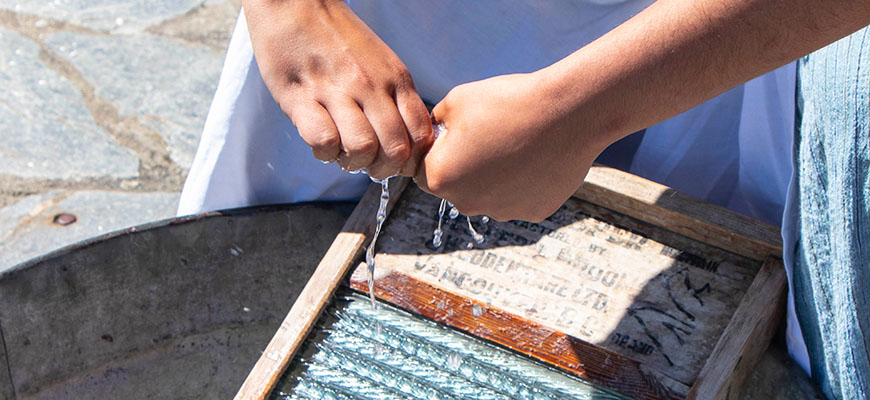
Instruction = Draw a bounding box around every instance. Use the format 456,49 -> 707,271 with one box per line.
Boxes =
541,0 -> 870,149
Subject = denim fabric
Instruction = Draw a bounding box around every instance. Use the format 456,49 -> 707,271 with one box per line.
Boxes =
793,26 -> 870,400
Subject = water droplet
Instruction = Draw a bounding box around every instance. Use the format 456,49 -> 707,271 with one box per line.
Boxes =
433,123 -> 446,138
432,231 -> 442,248
465,242 -> 473,249
472,304 -> 484,317
449,207 -> 460,219
481,216 -> 490,224
466,216 -> 485,244
446,352 -> 463,370
432,199 -> 447,248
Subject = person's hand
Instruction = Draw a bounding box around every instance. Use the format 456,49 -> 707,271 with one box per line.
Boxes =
415,73 -> 611,222
243,0 -> 433,179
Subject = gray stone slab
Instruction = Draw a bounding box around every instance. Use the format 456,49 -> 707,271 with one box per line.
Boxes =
0,191 -> 63,239
0,0 -> 205,33
45,32 -> 222,169
0,29 -> 139,180
0,190 -> 179,270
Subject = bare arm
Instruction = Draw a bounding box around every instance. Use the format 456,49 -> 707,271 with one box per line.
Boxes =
416,0 -> 870,221
243,0 -> 433,179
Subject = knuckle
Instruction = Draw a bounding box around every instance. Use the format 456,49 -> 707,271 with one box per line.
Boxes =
411,127 -> 435,149
349,70 -> 377,91
383,140 -> 410,163
393,67 -> 414,89
308,132 -> 340,151
346,137 -> 378,160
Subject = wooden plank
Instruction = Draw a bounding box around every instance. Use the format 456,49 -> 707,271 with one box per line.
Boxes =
234,178 -> 410,400
365,185 -> 761,387
577,166 -> 782,261
349,268 -> 691,400
685,257 -> 787,400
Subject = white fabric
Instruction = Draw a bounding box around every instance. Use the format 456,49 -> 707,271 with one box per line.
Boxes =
176,14 -> 370,216
177,1 -> 810,374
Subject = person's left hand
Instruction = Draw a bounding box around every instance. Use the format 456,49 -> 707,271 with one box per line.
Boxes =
415,72 -> 610,222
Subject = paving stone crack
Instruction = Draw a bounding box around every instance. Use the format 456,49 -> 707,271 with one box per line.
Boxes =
0,191 -> 70,242
0,9 -> 106,39
0,9 -> 188,192
34,45 -> 184,178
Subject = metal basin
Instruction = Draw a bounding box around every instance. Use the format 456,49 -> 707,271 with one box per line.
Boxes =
0,199 -> 821,399
0,202 -> 354,399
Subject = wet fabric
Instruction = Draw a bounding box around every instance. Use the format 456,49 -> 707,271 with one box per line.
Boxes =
790,26 -> 870,399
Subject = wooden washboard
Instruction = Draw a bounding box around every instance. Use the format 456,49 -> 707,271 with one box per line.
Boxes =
234,165 -> 786,400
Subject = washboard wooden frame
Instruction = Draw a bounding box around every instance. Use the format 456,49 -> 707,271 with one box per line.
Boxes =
234,165 -> 786,400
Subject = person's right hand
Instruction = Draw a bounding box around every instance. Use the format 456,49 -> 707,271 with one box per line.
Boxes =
243,0 -> 433,179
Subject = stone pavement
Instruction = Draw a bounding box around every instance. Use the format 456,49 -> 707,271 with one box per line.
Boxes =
0,0 -> 242,270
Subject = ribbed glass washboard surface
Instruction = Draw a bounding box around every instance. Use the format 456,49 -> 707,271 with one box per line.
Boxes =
271,290 -> 628,399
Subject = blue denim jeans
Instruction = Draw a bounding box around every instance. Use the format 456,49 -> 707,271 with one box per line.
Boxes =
793,26 -> 870,399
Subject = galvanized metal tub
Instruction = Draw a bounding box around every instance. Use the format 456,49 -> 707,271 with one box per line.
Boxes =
0,202 -> 354,399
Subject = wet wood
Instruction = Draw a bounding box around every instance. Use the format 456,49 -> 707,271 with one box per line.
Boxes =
686,257 -> 787,400
362,186 -> 761,387
578,165 -> 782,262
349,268 -> 690,400
234,178 -> 409,400
247,165 -> 787,400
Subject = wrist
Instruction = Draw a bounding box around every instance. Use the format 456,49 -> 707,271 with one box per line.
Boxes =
532,55 -> 627,154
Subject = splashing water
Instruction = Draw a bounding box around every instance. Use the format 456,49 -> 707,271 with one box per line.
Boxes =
466,217 -> 484,244
432,199 -> 447,248
365,177 -> 390,309
432,199 -> 487,249
448,204 -> 460,219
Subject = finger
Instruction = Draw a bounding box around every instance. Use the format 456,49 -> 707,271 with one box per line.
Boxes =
396,89 -> 434,176
413,156 -> 432,195
431,90 -> 452,126
292,101 -> 341,162
328,100 -> 378,171
362,96 -> 410,179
